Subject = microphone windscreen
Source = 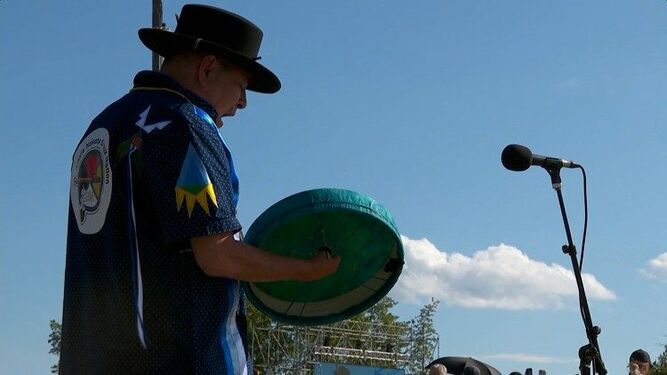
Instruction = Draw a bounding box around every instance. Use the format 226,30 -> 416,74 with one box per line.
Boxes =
501,144 -> 533,171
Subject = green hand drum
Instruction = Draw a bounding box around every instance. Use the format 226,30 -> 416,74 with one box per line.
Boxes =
243,188 -> 404,326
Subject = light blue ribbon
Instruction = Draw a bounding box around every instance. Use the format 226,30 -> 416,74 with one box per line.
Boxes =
193,106 -> 239,209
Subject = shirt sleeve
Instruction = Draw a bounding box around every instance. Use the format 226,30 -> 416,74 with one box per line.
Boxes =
140,103 -> 241,245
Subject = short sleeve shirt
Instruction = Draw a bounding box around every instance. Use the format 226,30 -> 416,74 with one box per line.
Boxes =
60,71 -> 249,374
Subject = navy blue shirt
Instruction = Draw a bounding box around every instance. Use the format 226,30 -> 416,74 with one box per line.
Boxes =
60,71 -> 249,374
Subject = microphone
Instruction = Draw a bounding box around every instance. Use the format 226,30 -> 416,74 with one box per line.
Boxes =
501,144 -> 580,171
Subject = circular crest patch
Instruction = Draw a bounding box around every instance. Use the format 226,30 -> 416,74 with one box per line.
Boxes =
70,128 -> 112,234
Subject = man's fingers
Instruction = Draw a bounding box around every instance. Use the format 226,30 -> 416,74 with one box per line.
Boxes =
318,246 -> 332,259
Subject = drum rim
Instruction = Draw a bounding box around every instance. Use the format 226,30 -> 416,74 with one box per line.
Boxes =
243,188 -> 404,325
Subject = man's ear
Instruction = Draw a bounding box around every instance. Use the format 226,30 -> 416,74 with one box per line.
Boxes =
197,55 -> 218,88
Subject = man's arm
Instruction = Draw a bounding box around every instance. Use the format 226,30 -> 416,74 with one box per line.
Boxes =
191,233 -> 340,282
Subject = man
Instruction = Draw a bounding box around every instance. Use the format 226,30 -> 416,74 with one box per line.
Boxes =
60,4 -> 339,374
629,349 -> 652,375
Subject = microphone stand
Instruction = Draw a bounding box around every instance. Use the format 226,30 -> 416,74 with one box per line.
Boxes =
546,167 -> 607,375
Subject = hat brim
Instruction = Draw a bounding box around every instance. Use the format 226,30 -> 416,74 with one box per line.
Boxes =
139,28 -> 281,94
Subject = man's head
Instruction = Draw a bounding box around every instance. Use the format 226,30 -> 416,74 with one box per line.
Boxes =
138,4 -> 280,126
161,52 -> 249,127
629,349 -> 652,375
429,363 -> 448,375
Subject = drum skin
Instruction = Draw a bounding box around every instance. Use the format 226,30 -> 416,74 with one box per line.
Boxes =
243,188 -> 404,325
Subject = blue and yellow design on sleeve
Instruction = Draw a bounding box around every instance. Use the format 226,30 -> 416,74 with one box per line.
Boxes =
175,144 -> 218,217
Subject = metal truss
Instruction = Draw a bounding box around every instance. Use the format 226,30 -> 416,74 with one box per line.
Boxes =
249,320 -> 438,374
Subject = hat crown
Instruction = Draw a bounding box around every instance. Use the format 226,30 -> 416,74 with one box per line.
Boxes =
175,4 -> 263,59
138,4 -> 280,93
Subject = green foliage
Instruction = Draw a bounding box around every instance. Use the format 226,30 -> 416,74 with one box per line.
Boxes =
247,296 -> 408,371
650,344 -> 667,375
356,296 -> 401,325
340,296 -> 411,361
246,302 -> 292,370
405,298 -> 440,375
48,319 -> 61,374
246,296 -> 441,373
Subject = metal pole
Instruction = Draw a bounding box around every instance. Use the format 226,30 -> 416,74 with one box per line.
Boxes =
547,168 -> 606,375
151,0 -> 163,71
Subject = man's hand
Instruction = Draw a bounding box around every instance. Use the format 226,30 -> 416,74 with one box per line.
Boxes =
298,248 -> 341,281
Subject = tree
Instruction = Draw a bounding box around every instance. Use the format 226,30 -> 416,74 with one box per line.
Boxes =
650,344 -> 667,375
341,296 -> 411,364
356,296 -> 402,325
48,319 -> 61,374
247,296 -> 413,372
405,298 -> 440,375
246,302 -> 299,371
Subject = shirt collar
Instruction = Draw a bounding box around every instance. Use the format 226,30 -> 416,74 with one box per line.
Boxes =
132,70 -> 218,121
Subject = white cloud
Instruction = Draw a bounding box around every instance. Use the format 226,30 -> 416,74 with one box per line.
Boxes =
391,236 -> 616,310
483,353 -> 578,365
640,252 -> 667,281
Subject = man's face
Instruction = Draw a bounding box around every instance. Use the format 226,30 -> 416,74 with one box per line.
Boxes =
202,58 -> 250,127
629,361 -> 650,375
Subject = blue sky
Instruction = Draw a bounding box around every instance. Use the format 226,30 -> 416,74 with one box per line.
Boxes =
1,1 -> 666,374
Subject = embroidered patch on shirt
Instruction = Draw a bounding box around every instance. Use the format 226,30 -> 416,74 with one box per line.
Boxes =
70,127 -> 113,234
175,143 -> 218,217
135,105 -> 172,133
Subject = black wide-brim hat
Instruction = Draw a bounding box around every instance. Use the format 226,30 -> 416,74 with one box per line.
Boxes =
139,4 -> 280,94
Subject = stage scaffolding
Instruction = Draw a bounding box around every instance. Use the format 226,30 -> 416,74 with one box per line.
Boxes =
249,320 -> 439,374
